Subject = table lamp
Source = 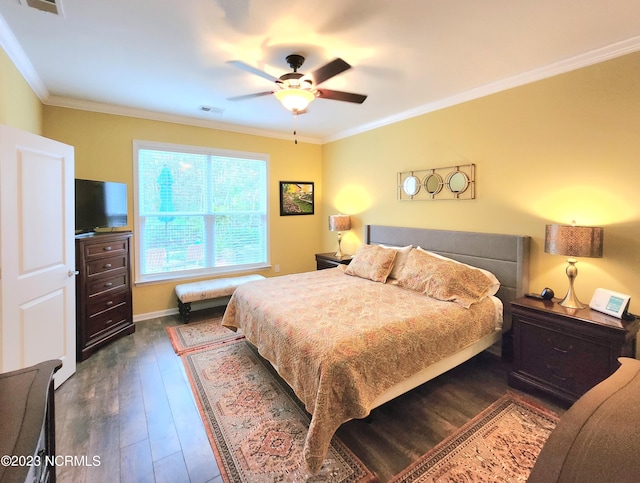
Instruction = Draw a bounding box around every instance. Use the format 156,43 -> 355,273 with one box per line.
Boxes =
544,222 -> 603,309
328,214 -> 351,257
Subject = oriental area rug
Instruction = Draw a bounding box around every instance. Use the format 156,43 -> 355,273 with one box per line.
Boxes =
166,316 -> 243,354
181,338 -> 377,483
389,393 -> 559,483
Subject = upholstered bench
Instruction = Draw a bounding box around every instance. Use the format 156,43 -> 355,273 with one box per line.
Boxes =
175,274 -> 265,322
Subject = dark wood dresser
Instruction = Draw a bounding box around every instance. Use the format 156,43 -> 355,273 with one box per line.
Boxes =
509,297 -> 638,405
315,252 -> 352,270
75,232 -> 134,361
0,360 -> 61,483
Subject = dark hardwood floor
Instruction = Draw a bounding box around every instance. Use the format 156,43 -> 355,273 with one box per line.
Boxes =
55,309 -> 224,483
337,350 -> 567,482
55,308 -> 567,483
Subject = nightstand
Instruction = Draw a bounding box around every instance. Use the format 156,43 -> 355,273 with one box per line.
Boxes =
508,297 -> 639,405
315,252 -> 352,270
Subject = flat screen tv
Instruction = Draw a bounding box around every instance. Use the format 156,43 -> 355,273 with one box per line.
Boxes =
75,179 -> 128,233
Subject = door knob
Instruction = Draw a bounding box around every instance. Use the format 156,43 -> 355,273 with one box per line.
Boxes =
68,270 -> 79,277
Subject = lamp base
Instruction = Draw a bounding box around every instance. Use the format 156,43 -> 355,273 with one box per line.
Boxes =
335,231 -> 343,258
559,258 -> 586,309
559,291 -> 586,309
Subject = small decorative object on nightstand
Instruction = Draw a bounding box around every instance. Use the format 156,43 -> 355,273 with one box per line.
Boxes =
508,296 -> 638,405
315,252 -> 352,270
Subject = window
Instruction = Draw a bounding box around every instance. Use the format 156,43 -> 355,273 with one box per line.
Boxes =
133,141 -> 269,283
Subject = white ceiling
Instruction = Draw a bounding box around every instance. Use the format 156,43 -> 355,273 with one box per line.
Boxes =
1,0 -> 640,143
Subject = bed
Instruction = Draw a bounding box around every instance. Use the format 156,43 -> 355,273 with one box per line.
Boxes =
222,224 -> 530,474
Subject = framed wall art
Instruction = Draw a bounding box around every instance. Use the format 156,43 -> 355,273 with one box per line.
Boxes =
280,181 -> 314,216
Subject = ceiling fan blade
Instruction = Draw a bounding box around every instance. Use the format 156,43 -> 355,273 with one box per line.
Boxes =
227,91 -> 274,101
316,89 -> 367,104
310,58 -> 351,85
227,60 -> 279,83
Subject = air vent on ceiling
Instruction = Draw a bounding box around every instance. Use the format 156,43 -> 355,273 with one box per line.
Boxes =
20,0 -> 63,16
201,106 -> 225,115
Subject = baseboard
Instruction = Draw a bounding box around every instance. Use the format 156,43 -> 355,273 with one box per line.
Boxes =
133,296 -> 231,323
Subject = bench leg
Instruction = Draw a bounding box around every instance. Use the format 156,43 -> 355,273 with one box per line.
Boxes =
178,300 -> 191,323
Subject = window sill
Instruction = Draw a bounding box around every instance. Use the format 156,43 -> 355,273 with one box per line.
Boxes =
134,264 -> 272,286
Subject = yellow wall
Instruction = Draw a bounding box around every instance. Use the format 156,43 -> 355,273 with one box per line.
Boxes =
0,47 -> 42,134
42,107 -> 323,315
6,40 -> 638,317
322,51 -> 640,313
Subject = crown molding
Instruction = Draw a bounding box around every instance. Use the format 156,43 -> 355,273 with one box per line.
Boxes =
45,96 -> 322,144
0,13 -> 49,100
322,35 -> 640,144
4,8 -> 639,146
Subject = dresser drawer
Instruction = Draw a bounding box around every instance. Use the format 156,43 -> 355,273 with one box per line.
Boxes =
317,259 -> 339,270
518,318 -> 613,398
86,253 -> 127,277
86,303 -> 131,341
87,290 -> 128,318
87,272 -> 128,297
83,238 -> 128,259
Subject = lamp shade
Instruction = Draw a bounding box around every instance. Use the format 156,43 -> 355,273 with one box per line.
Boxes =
275,88 -> 315,112
328,214 -> 351,232
544,224 -> 603,258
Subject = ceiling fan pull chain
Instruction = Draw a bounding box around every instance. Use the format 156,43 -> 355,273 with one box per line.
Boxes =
293,112 -> 298,144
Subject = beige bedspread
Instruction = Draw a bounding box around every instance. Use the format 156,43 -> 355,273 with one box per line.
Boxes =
222,268 -> 501,474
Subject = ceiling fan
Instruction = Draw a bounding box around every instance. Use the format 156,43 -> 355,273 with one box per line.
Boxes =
227,54 -> 367,113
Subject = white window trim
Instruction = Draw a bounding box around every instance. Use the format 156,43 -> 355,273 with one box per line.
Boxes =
132,139 -> 270,285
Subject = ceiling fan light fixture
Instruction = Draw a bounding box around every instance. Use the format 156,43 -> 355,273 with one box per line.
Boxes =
275,88 -> 315,112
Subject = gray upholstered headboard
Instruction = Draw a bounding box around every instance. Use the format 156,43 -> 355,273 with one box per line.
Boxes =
365,225 -> 530,333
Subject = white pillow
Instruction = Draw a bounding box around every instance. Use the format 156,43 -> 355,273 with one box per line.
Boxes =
416,246 -> 500,297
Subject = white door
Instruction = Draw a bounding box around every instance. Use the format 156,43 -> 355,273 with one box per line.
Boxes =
0,125 -> 76,387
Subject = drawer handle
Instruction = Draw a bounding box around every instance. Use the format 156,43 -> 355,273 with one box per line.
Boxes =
106,319 -> 114,326
104,282 -> 113,288
104,263 -> 112,269
105,301 -> 113,307
547,338 -> 573,353
547,363 -> 572,381
103,246 -> 112,251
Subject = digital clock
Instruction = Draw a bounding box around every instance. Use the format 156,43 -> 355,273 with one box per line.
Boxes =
589,288 -> 631,319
